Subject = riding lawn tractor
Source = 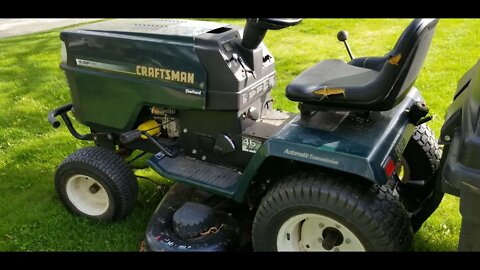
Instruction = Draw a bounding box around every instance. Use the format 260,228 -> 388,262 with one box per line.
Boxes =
49,18 -> 441,251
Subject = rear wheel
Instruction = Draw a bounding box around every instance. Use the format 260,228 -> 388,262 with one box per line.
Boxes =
252,172 -> 413,251
55,146 -> 139,221
397,124 -> 443,231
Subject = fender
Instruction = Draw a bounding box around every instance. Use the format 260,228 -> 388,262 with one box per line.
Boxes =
233,88 -> 424,202
440,59 -> 480,196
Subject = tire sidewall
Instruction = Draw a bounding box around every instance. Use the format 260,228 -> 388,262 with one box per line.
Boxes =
400,145 -> 434,208
55,162 -> 116,221
402,144 -> 433,183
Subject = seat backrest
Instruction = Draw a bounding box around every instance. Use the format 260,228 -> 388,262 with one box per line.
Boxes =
375,18 -> 438,110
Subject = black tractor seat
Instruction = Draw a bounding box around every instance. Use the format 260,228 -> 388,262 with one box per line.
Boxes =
286,59 -> 380,102
286,19 -> 439,111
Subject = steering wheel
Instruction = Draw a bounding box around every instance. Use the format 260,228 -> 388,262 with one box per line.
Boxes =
248,18 -> 303,30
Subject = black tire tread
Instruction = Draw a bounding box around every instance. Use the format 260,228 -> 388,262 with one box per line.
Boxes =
402,124 -> 443,231
252,171 -> 413,251
55,146 -> 138,221
410,124 -> 442,172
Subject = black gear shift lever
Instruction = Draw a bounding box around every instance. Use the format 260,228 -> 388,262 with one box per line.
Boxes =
337,30 -> 354,60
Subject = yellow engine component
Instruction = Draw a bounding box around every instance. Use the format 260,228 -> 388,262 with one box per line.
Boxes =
138,119 -> 160,139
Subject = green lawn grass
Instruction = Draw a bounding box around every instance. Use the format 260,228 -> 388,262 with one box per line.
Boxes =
1,18 -> 479,251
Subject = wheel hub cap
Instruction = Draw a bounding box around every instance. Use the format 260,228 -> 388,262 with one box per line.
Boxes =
65,174 -> 110,216
277,213 -> 365,251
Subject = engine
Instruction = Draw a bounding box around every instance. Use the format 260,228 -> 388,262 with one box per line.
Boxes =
150,106 -> 180,138
59,19 -> 276,133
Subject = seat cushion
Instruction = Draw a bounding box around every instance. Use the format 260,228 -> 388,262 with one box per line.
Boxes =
286,59 -> 380,103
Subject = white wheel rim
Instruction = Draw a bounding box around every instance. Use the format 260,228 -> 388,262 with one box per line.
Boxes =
277,213 -> 366,251
65,174 -> 110,216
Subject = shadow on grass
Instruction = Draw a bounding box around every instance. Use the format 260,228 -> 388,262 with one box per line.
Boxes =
0,163 -> 165,251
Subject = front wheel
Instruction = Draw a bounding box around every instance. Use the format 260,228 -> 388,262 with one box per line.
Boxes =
55,146 -> 139,221
252,172 -> 413,251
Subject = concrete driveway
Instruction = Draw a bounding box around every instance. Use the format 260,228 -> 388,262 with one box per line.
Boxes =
0,19 -> 101,38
